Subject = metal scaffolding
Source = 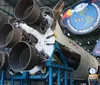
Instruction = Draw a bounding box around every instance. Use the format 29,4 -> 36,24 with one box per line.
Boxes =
0,42 -> 73,85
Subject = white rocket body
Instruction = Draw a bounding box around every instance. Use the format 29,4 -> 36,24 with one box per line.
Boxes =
55,21 -> 99,79
19,21 -> 99,80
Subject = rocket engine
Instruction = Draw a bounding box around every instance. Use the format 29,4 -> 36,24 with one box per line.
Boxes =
0,0 -> 99,80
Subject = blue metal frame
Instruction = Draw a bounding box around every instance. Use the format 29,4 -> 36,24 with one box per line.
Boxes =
0,42 -> 73,85
0,70 -> 5,85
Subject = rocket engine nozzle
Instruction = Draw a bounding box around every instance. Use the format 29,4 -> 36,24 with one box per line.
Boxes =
0,52 -> 8,69
9,41 -> 42,72
14,0 -> 43,25
0,23 -> 23,48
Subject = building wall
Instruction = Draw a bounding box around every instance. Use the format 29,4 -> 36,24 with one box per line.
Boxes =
0,0 -> 14,16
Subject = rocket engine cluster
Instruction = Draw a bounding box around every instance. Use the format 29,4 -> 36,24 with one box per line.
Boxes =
0,0 -> 99,80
